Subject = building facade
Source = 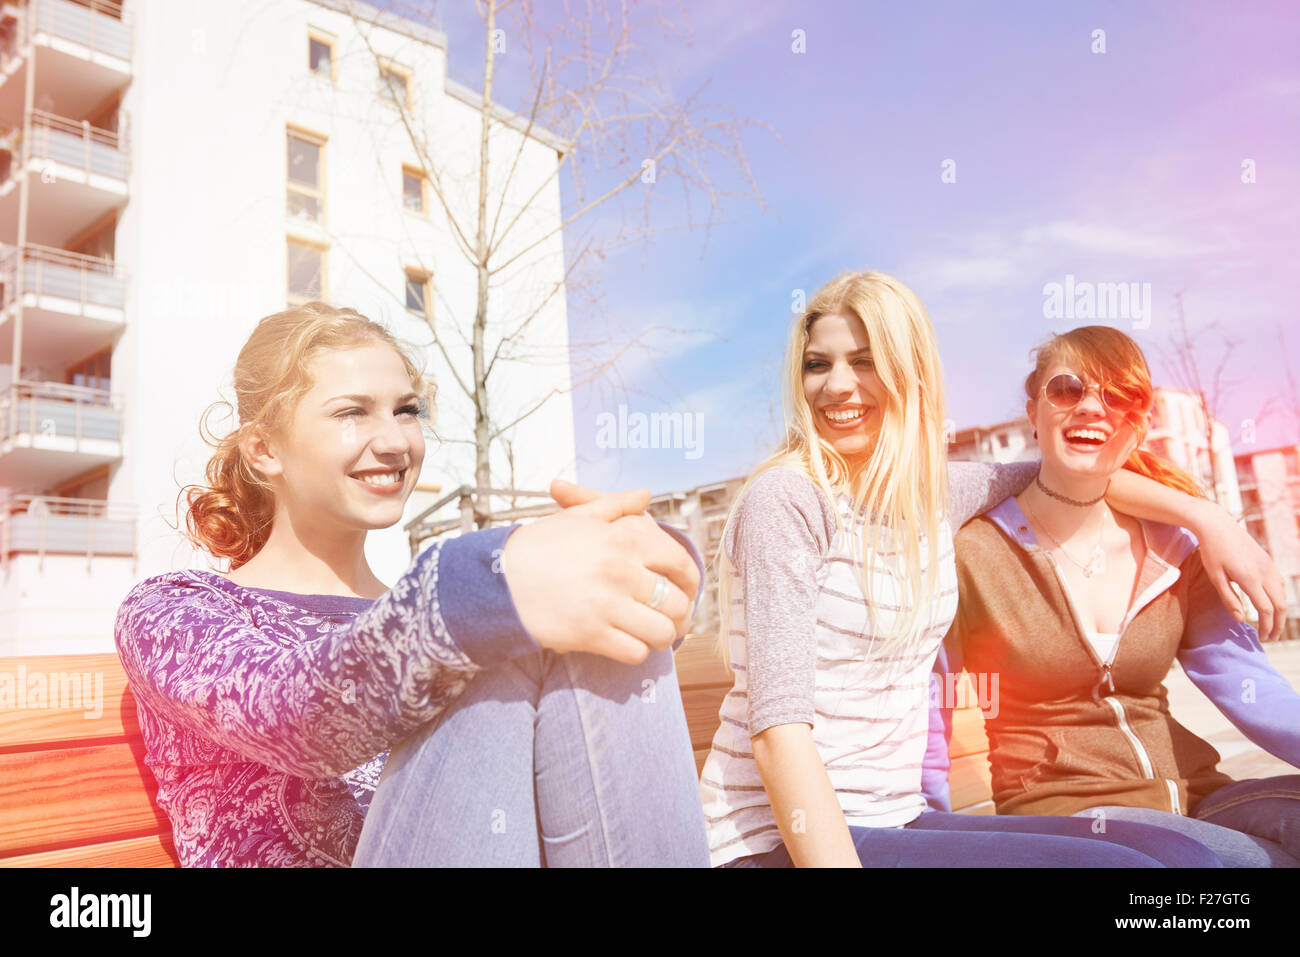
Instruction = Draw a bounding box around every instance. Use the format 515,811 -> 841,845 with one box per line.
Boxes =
0,0 -> 576,655
1235,445 -> 1300,634
1144,387 -> 1243,518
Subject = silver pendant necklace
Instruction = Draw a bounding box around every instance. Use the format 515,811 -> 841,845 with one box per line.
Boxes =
1021,499 -> 1107,578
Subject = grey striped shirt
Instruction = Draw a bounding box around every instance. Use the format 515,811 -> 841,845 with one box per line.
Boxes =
700,461 -> 1037,866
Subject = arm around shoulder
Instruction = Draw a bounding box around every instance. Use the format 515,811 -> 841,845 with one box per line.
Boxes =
947,459 -> 1039,529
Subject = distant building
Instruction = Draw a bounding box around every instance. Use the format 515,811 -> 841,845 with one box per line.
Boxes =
947,419 -> 1037,464
1234,445 -> 1300,635
1144,388 -> 1242,517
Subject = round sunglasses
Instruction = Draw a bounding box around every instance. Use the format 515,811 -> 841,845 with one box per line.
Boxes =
1041,373 -> 1144,416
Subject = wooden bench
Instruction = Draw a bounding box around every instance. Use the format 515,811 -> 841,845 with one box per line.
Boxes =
0,654 -> 180,867
0,642 -> 994,867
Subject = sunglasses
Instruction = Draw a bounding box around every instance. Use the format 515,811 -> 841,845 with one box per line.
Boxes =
1042,373 -> 1144,416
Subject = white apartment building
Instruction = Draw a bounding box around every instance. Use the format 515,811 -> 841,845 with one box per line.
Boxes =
0,0 -> 576,655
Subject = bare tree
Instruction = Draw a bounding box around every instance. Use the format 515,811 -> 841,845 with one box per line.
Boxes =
1157,292 -> 1243,505
1156,293 -> 1285,508
342,0 -> 766,521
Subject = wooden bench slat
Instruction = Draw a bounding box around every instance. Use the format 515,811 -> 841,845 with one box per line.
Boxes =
0,654 -> 137,749
0,742 -> 170,856
675,636 -> 732,689
680,685 -> 727,750
0,831 -> 179,868
949,707 -> 989,759
948,752 -> 993,810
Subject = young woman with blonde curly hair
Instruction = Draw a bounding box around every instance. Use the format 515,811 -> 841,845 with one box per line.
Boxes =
115,301 -> 710,867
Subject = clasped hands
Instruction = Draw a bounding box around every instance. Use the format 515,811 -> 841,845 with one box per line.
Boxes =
500,479 -> 702,665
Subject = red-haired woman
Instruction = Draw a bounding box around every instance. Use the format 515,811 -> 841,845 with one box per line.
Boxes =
932,325 -> 1300,866
114,302 -> 709,867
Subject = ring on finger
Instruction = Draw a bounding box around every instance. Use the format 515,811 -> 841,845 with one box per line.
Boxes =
645,573 -> 670,611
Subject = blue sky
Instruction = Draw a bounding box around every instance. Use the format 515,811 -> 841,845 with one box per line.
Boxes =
410,0 -> 1300,493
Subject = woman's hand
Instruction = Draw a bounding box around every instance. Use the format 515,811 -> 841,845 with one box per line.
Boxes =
1188,499 -> 1287,641
499,481 -> 701,665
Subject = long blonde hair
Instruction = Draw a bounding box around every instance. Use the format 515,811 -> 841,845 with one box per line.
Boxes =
178,301 -> 437,569
714,271 -> 950,673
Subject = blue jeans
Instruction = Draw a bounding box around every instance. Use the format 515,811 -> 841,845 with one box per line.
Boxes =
351,646 -> 710,867
1077,775 -> 1300,867
723,809 -> 1222,867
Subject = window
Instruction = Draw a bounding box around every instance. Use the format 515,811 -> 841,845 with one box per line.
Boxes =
402,166 -> 427,214
404,269 -> 430,318
286,127 -> 326,224
308,34 -> 334,80
288,240 -> 326,303
379,64 -> 410,107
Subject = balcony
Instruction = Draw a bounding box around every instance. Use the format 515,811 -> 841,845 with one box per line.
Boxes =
0,380 -> 122,489
0,490 -> 134,568
0,244 -> 124,370
0,489 -> 137,651
0,1 -> 131,121
0,110 -> 129,245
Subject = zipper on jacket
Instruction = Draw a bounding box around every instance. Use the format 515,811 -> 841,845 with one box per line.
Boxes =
1100,695 -> 1154,778
1023,515 -> 1185,817
1096,686 -> 1183,815
1165,779 -> 1182,815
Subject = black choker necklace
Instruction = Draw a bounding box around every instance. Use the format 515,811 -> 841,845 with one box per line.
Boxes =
1036,473 -> 1108,507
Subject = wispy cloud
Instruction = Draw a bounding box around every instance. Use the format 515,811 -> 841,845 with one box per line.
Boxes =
1018,221 -> 1222,260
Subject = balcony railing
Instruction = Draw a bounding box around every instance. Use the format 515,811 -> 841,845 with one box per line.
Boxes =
0,243 -> 124,310
2,109 -> 129,181
0,380 -> 122,445
5,0 -> 131,64
0,490 -> 135,567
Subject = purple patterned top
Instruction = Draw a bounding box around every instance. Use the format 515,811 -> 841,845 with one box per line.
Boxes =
115,522 -> 703,868
114,526 -> 537,867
